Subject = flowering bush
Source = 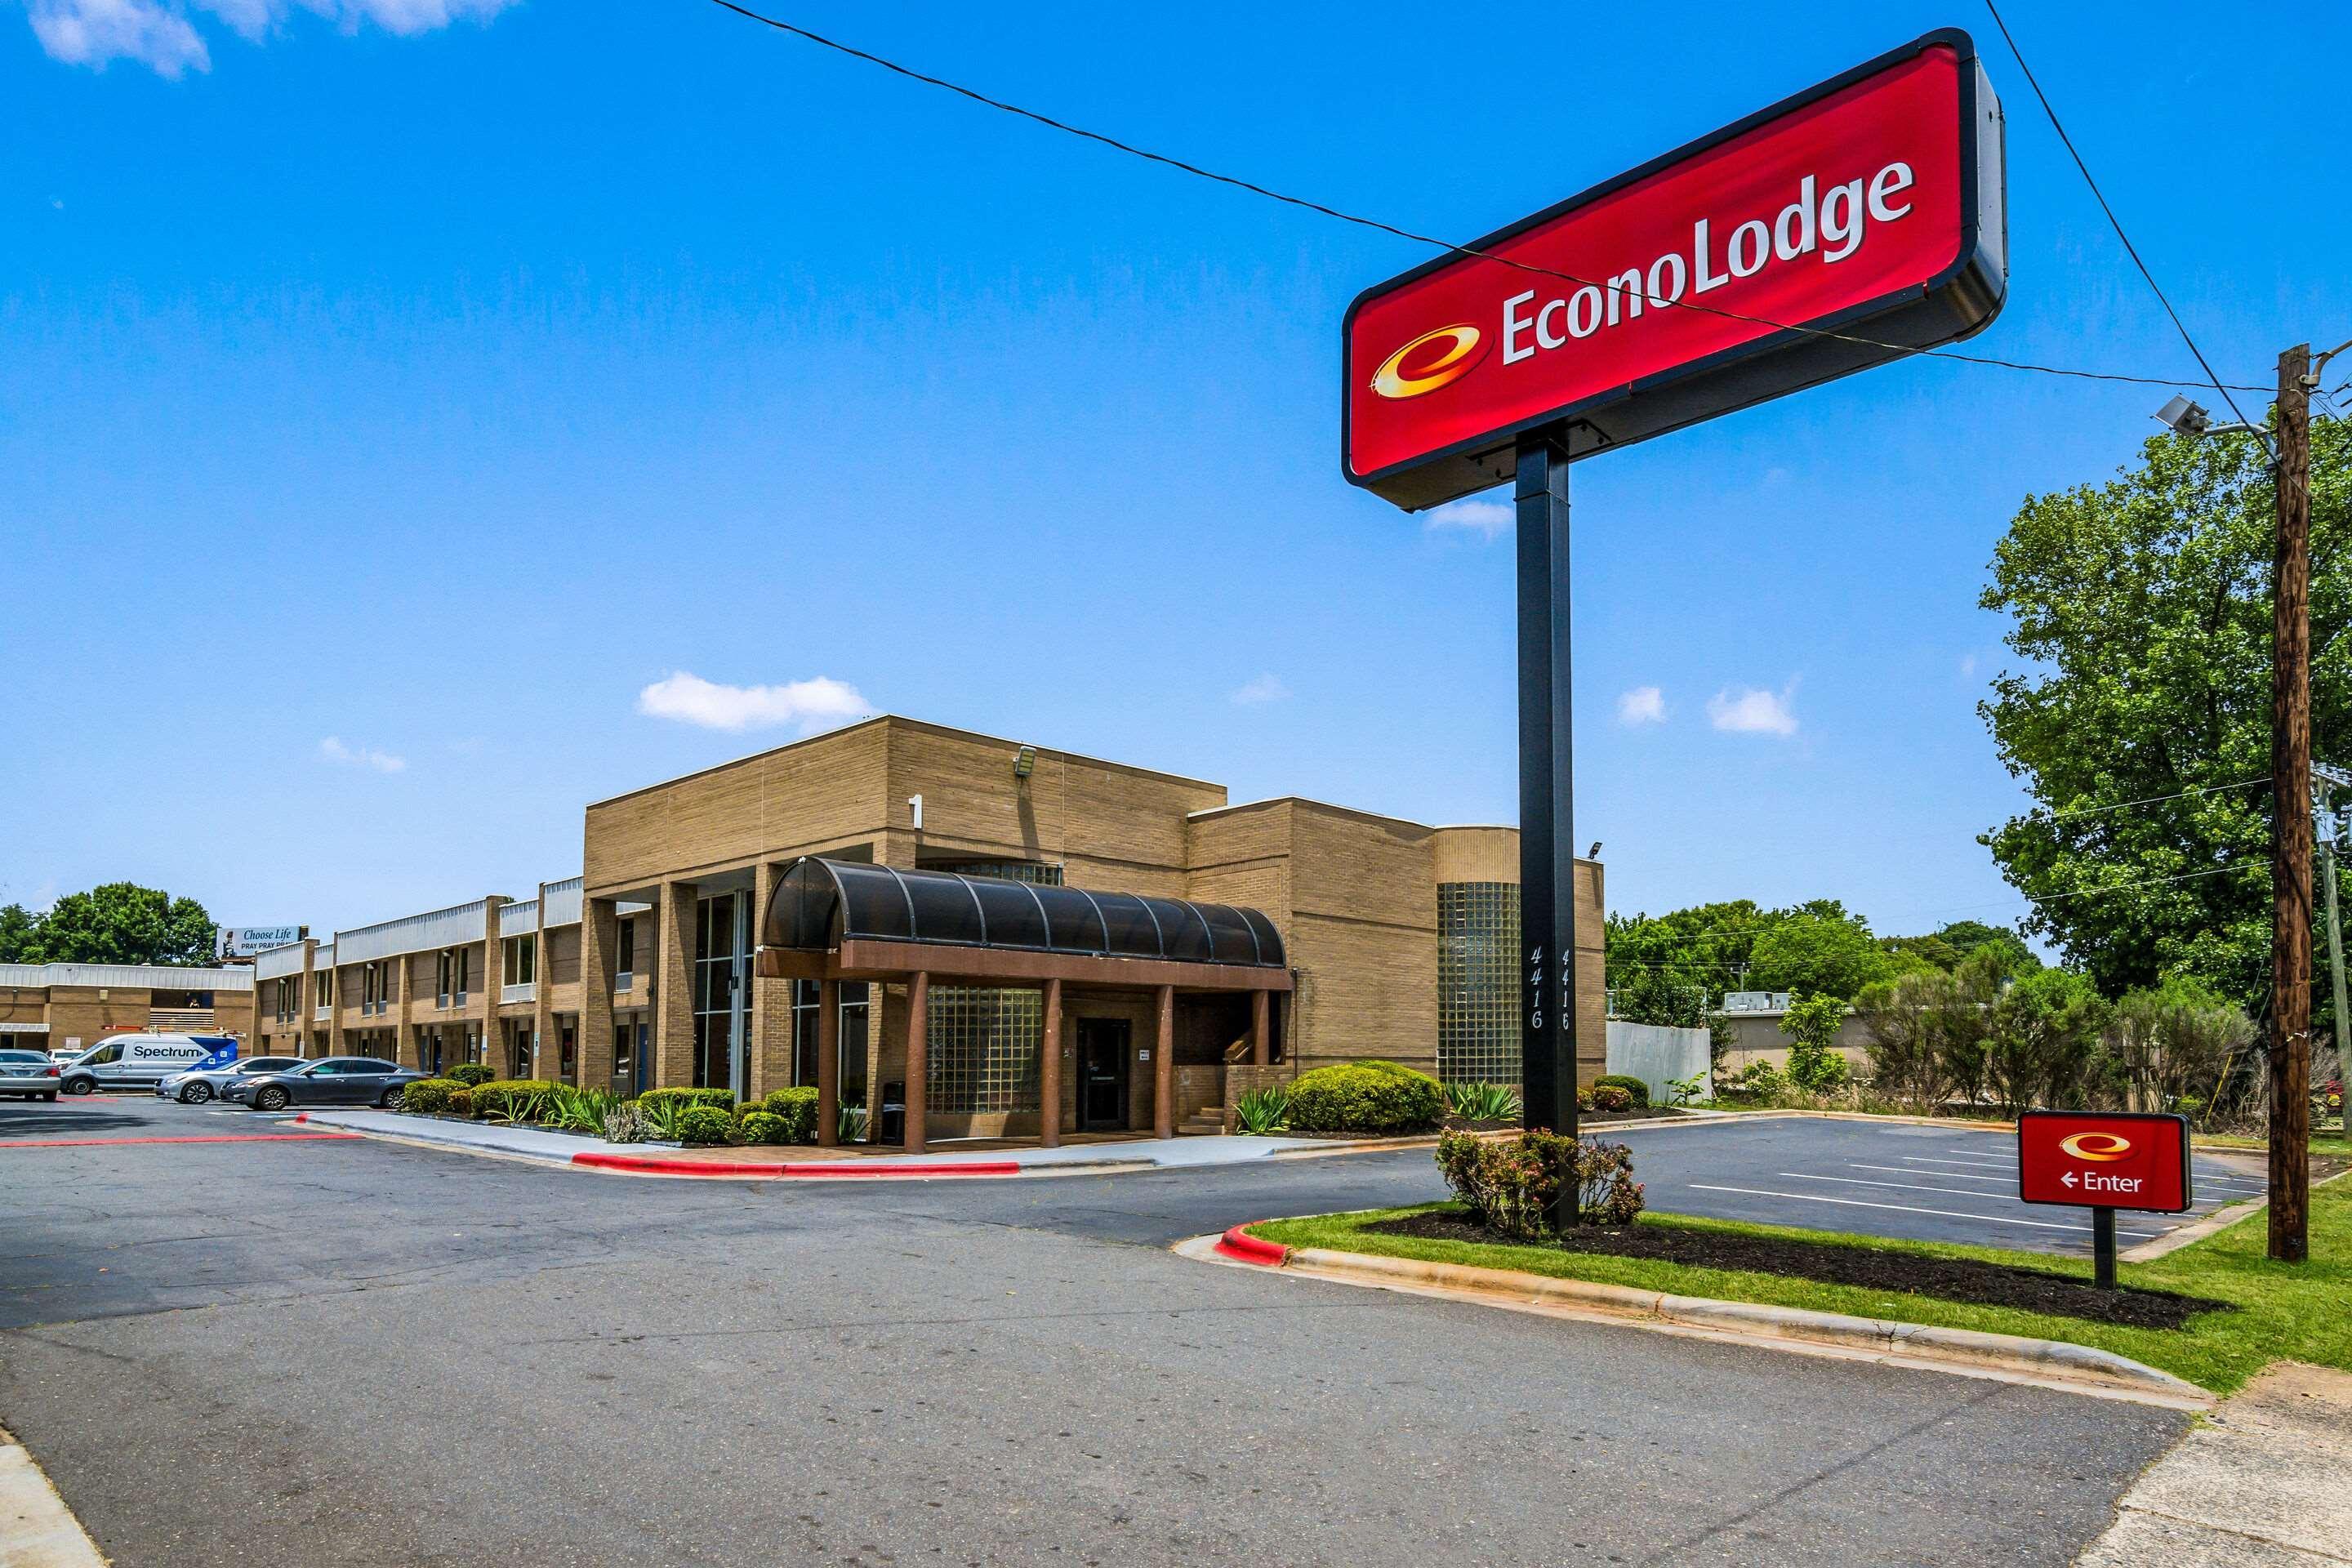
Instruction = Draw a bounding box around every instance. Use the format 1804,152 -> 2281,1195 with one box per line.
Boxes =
1435,1129 -> 1645,1238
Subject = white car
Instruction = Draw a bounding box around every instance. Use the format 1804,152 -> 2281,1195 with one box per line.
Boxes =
0,1048 -> 62,1101
57,1035 -> 235,1095
157,1055 -> 302,1105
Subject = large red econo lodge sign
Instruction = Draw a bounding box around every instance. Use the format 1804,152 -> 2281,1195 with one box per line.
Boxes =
1343,29 -> 2007,510
2016,1111 -> 2194,1214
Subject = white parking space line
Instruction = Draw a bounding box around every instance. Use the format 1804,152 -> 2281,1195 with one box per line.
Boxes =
1864,1162 -> 2013,1183
1903,1156 -> 2025,1169
1788,1172 -> 2038,1202
1688,1183 -> 2165,1238
1951,1148 -> 2017,1159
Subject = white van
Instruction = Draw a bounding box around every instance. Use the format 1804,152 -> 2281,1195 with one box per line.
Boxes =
58,1034 -> 234,1095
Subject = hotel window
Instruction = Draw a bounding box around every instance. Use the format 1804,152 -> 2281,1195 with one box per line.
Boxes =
436,951 -> 452,1008
502,933 -> 536,987
1437,881 -> 1521,1088
919,861 -> 1061,1116
317,970 -> 332,1008
455,948 -> 470,1004
617,918 -> 636,983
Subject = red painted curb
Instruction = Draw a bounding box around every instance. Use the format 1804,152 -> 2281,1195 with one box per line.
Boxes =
569,1152 -> 1024,1178
0,1134 -> 363,1149
1213,1224 -> 1290,1266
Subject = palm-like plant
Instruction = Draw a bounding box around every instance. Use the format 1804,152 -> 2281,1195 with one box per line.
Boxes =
1234,1085 -> 1291,1134
1442,1080 -> 1522,1121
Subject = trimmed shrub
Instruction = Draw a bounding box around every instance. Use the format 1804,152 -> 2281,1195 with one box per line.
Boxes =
635,1086 -> 733,1113
677,1106 -> 734,1147
1284,1061 -> 1445,1135
1436,1128 -> 1646,1237
1589,1083 -> 1634,1113
401,1077 -> 460,1113
761,1086 -> 820,1144
1592,1074 -> 1650,1110
444,1062 -> 495,1087
738,1110 -> 789,1145
447,1088 -> 474,1117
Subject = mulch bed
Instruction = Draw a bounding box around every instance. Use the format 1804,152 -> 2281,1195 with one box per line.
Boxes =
1361,1209 -> 2233,1330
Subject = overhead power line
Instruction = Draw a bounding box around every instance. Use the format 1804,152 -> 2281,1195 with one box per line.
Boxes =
1976,0 -> 2273,443
705,0 -> 2268,396
1998,776 -> 2271,830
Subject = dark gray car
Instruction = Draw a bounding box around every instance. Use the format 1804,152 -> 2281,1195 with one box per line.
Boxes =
221,1057 -> 422,1112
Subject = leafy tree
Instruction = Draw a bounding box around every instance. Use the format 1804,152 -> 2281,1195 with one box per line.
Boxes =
1984,968 -> 2108,1112
1855,968 -> 1957,1110
1978,418 -> 2350,1012
1613,965 -> 1708,1028
1781,991 -> 1850,1093
1746,901 -> 1896,1001
21,883 -> 217,966
1934,920 -> 2042,977
2102,974 -> 2255,1116
1605,899 -> 1775,1004
0,903 -> 37,962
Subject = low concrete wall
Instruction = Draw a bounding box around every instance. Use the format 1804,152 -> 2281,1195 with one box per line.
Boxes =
1605,1021 -> 1711,1106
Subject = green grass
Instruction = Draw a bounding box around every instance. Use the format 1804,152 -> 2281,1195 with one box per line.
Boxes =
2194,1130 -> 2352,1162
1249,1178 -> 2351,1394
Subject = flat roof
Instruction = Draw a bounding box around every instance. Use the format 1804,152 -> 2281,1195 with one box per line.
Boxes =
586,714 -> 1225,813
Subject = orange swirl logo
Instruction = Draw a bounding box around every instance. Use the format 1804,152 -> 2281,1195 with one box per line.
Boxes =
1371,323 -> 1487,399
2059,1132 -> 2133,1162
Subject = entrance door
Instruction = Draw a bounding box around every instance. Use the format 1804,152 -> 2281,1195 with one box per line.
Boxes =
1076,1018 -> 1130,1131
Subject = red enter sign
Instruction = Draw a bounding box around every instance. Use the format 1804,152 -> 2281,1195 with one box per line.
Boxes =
2016,1111 -> 2193,1213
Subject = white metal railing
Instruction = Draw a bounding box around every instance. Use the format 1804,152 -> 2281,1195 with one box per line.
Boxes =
501,982 -> 536,1004
541,877 -> 585,928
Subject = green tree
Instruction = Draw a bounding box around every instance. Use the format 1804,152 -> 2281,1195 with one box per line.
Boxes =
1984,968 -> 2109,1112
0,903 -> 38,962
27,883 -> 217,966
1613,965 -> 1707,1028
1745,901 -> 1895,1000
1978,418 -> 2350,1011
1605,899 -> 1775,1004
1781,991 -> 1851,1094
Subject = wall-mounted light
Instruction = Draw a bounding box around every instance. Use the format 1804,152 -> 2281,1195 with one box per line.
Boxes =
1013,745 -> 1036,779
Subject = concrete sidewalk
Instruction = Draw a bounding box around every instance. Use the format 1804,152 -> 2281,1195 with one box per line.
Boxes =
292,1108 -> 1343,1174
2076,1362 -> 2352,1566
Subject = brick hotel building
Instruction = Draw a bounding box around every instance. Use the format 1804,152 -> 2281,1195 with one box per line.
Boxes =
248,717 -> 1601,1145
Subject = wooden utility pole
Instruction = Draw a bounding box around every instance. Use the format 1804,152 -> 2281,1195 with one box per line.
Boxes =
2270,342 -> 2314,1265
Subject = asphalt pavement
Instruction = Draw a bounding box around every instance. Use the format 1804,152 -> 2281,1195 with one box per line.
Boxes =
0,1094 -> 2189,1567
1611,1116 -> 2265,1254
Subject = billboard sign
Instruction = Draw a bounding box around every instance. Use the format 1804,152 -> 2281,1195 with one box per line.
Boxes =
1343,29 -> 2007,510
2017,1111 -> 2193,1214
217,925 -> 305,958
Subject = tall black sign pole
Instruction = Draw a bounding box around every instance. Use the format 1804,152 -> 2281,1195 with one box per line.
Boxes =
1516,428 -> 1579,1147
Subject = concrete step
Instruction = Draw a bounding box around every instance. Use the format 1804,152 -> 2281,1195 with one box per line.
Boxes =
1178,1114 -> 1226,1137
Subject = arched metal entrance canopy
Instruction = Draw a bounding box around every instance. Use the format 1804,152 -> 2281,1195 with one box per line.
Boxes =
759,857 -> 1287,988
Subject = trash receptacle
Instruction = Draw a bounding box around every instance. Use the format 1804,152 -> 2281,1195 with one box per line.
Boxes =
879,1079 -> 906,1145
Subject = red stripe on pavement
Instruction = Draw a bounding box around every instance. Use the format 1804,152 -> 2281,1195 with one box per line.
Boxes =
0,1134 -> 363,1149
570,1152 -> 1022,1178
1213,1225 -> 1290,1266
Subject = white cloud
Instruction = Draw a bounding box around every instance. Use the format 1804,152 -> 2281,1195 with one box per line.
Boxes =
1615,685 -> 1666,725
636,671 -> 870,735
1231,673 -> 1290,706
1707,682 -> 1800,737
319,736 -> 406,773
27,0 -> 521,77
1423,498 -> 1512,540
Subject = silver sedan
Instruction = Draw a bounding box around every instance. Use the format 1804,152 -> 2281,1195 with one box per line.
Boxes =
156,1056 -> 305,1105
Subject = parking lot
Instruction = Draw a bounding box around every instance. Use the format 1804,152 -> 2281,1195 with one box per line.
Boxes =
1615,1115 -> 2265,1254
0,1091 -> 2190,1568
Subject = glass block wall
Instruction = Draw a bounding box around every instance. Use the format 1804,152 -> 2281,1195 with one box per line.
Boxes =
923,860 -> 1061,1115
1437,881 -> 1521,1087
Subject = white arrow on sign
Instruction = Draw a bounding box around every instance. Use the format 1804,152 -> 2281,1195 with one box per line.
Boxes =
2062,1171 -> 2078,1187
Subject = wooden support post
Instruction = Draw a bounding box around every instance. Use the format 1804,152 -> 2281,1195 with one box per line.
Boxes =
1039,977 -> 1063,1148
817,978 -> 840,1147
1153,983 -> 1176,1139
1251,987 -> 1271,1067
905,971 -> 929,1155
2271,342 -> 2314,1265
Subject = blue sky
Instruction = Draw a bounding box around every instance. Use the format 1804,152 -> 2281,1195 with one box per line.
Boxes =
4,0 -> 2345,942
